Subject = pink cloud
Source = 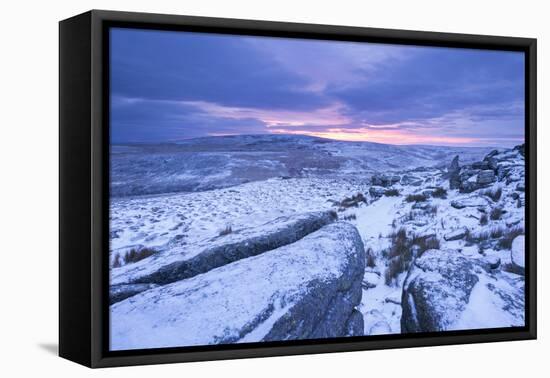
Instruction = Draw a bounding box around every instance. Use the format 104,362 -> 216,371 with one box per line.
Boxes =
182,100 -> 351,127
268,127 -> 480,146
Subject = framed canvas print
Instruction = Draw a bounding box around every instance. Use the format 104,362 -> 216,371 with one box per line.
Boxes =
59,10 -> 537,368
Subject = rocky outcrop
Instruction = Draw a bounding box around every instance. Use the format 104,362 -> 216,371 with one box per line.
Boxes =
110,222 -> 366,350
447,146 -> 524,193
369,186 -> 386,199
130,210 -> 337,288
459,180 -> 482,193
449,155 -> 460,172
401,249 -> 479,333
401,174 -> 423,186
477,170 -> 496,185
371,174 -> 400,187
448,155 -> 461,190
514,143 -> 525,157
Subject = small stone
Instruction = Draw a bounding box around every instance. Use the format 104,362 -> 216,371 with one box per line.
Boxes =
485,255 -> 501,269
451,197 -> 488,209
371,174 -> 400,187
516,183 -> 525,192
369,186 -> 385,198
477,170 -> 496,185
401,174 -> 422,186
444,227 -> 469,241
460,181 -> 482,193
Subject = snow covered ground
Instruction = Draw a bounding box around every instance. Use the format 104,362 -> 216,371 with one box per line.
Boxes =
111,134 -> 493,197
109,135 -> 526,349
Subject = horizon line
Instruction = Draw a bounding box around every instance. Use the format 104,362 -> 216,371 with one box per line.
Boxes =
110,132 -> 523,149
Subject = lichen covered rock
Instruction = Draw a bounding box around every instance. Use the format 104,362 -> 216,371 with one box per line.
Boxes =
401,249 -> 479,333
110,222 -> 365,350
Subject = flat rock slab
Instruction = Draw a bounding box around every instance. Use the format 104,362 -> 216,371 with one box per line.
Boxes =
451,196 -> 489,209
444,227 -> 469,241
110,210 -> 337,293
110,222 -> 365,350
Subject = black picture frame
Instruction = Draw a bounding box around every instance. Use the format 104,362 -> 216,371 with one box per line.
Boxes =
59,9 -> 537,368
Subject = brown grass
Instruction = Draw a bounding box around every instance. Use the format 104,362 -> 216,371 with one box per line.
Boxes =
490,207 -> 503,220
479,213 -> 488,226
123,247 -> 157,264
432,187 -> 448,199
365,247 -> 376,268
383,227 -> 440,285
484,187 -> 502,202
338,193 -> 367,208
384,189 -> 400,197
465,225 -> 523,250
342,213 -> 357,221
405,193 -> 428,203
112,253 -> 122,268
219,225 -> 233,236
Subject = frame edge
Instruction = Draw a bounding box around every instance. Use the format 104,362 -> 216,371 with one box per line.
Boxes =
80,9 -> 537,368
59,11 -> 94,368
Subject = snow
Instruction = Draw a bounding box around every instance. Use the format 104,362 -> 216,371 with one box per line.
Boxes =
110,209 -> 335,285
347,195 -> 407,334
110,222 -> 360,350
453,273 -> 524,330
111,134 -> 494,197
110,177 -> 369,259
511,235 -> 525,269
360,283 -> 403,334
109,137 -> 526,345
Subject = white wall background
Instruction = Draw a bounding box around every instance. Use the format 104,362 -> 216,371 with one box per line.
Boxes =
0,0 -> 546,376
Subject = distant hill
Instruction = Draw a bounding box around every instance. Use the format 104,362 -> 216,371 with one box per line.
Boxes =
111,134 -> 495,197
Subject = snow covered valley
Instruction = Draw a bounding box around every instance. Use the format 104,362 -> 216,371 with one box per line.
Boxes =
109,136 -> 526,350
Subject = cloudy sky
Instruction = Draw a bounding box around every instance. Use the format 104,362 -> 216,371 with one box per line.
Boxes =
110,28 -> 525,147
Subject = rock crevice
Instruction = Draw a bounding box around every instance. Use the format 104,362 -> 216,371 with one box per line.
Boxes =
110,211 -> 338,303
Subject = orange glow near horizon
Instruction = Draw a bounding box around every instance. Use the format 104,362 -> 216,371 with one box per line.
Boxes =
269,128 -> 478,146
179,100 -> 521,147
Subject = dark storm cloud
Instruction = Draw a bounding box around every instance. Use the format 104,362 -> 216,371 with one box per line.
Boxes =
111,28 -> 329,111
110,27 -> 525,146
329,47 -> 524,124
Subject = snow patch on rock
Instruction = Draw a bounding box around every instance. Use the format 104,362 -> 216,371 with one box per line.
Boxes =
110,222 -> 365,350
